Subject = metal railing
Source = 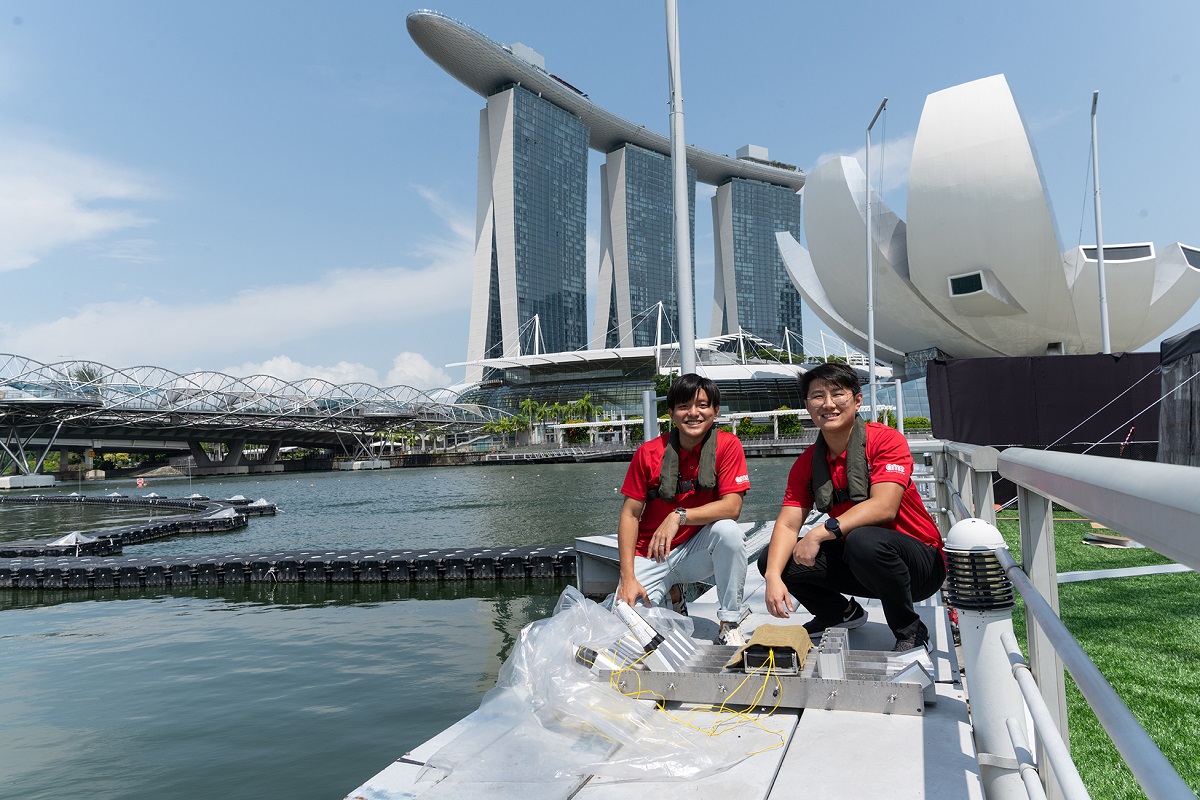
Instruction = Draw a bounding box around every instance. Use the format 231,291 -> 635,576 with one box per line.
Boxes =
933,441 -> 1198,800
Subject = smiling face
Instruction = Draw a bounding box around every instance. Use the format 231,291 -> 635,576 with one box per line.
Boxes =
804,378 -> 863,439
669,388 -> 718,449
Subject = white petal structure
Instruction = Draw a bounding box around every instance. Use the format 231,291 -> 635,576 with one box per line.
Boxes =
1064,242 -> 1200,352
782,74 -> 1200,365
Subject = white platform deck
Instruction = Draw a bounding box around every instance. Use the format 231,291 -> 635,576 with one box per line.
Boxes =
346,533 -> 983,800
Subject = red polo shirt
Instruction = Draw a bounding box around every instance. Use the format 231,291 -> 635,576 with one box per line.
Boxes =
783,422 -> 942,550
621,430 -> 750,557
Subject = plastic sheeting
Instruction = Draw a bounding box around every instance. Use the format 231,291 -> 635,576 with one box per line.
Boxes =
421,587 -> 780,786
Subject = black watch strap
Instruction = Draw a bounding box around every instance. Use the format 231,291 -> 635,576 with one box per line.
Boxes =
824,516 -> 843,539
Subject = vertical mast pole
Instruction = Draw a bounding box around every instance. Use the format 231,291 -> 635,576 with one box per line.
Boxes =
1092,91 -> 1111,354
866,97 -> 888,419
666,0 -> 696,375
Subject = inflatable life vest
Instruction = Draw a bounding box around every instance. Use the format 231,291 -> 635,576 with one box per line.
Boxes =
646,427 -> 718,502
808,416 -> 870,512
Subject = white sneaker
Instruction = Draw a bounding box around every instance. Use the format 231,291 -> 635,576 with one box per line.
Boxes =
717,622 -> 746,647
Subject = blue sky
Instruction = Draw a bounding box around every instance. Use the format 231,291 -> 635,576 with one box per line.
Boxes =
1,1 -> 1197,389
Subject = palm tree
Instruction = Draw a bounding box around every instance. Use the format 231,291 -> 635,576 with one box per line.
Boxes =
519,397 -> 540,443
70,364 -> 104,398
570,393 -> 597,421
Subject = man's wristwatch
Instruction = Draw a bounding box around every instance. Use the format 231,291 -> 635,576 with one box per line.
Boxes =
675,507 -> 687,526
824,516 -> 843,539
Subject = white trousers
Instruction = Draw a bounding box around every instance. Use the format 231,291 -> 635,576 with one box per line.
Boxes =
632,518 -> 747,623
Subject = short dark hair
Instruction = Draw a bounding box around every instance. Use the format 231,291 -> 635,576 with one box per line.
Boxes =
799,362 -> 861,400
666,372 -> 720,410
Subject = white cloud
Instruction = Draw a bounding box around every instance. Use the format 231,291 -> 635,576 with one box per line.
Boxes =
384,352 -> 452,390
0,138 -> 156,271
0,262 -> 471,367
811,131 -> 916,197
94,238 -> 161,264
0,185 -> 476,378
220,352 -> 453,391
222,355 -> 383,385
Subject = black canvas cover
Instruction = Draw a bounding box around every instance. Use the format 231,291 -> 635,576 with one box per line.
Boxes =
1160,323 -> 1200,366
927,353 -> 1161,448
1159,323 -> 1200,466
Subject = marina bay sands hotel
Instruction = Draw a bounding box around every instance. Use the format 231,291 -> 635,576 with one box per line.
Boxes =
408,11 -> 807,386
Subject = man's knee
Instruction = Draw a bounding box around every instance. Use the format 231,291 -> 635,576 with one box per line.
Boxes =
755,544 -> 770,576
709,519 -> 743,553
843,526 -> 890,562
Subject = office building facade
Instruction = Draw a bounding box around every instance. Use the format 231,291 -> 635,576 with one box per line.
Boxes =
593,144 -> 696,349
466,84 -> 590,383
711,176 -> 805,347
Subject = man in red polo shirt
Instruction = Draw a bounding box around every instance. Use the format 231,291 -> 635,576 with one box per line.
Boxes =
616,373 -> 751,646
758,363 -> 944,652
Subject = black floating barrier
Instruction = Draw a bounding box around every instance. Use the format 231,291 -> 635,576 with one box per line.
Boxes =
117,566 -> 143,588
222,559 -> 249,585
530,552 -> 557,579
329,558 -> 356,583
274,559 -> 300,582
300,560 -> 327,583
67,567 -> 91,589
41,566 -> 65,589
442,556 -> 468,580
383,554 -> 413,582
500,554 -> 528,579
248,560 -> 273,582
16,568 -> 39,589
93,566 -> 116,588
470,555 -> 498,580
144,564 -> 167,587
0,546 -> 580,591
413,554 -> 440,582
358,557 -> 383,583
194,562 -> 220,585
169,563 -> 192,587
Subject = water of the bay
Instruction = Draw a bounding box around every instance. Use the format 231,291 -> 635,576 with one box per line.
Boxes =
0,458 -> 794,799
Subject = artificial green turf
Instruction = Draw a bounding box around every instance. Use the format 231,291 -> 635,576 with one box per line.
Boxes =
990,519 -> 1199,798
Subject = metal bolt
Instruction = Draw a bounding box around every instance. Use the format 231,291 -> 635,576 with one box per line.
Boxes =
667,682 -> 675,691
718,684 -> 727,694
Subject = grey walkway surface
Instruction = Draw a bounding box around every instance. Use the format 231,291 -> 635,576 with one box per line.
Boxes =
346,553 -> 982,800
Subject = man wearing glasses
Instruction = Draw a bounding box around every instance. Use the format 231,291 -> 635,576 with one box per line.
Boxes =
757,363 -> 945,652
616,373 -> 752,646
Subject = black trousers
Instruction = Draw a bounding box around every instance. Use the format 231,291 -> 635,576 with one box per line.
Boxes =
756,526 -> 946,637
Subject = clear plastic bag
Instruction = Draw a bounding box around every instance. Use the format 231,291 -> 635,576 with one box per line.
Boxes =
421,586 -> 774,786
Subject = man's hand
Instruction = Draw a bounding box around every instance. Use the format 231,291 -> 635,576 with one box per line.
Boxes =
764,575 -> 794,618
646,509 -> 681,562
791,527 -> 828,567
616,576 -> 651,608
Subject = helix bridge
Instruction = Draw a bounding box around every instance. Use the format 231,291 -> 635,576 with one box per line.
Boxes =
0,354 -> 501,477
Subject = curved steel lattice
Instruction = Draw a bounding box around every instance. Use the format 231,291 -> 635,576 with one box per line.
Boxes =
0,354 -> 498,441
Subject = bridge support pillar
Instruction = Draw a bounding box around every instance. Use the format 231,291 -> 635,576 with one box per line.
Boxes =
248,442 -> 284,473
189,439 -> 250,476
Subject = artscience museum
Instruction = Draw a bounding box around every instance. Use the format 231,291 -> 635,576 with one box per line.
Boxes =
780,74 -> 1200,378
